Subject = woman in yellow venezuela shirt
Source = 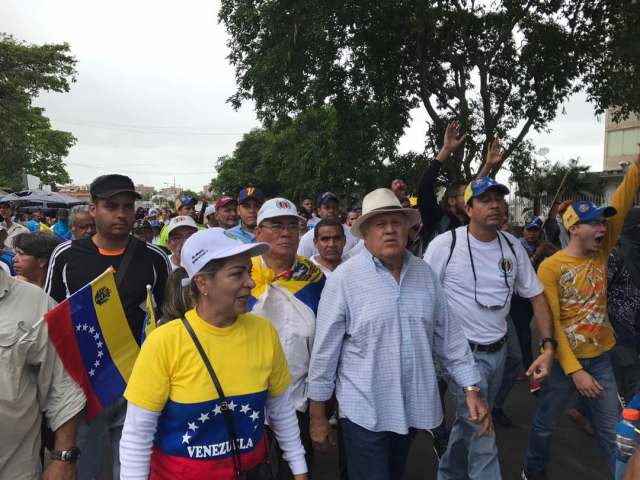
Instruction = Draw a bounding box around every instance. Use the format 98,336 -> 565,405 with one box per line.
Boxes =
120,228 -> 308,480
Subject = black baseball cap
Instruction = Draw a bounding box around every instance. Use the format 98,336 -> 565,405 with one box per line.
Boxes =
90,174 -> 141,200
316,192 -> 339,208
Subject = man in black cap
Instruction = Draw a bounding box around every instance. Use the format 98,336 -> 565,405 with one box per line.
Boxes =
298,192 -> 359,258
0,200 -> 29,249
45,174 -> 171,480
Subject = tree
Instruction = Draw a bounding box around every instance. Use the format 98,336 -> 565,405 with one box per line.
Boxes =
180,189 -> 201,201
0,34 -> 77,191
220,1 -> 640,184
211,105 -> 420,205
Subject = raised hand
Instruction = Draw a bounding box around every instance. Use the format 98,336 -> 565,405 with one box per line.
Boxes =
436,121 -> 467,162
485,138 -> 503,172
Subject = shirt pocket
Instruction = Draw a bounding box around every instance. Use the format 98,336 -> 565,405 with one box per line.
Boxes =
0,330 -> 28,404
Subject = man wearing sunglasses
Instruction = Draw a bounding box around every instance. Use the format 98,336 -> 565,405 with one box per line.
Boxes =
522,153 -> 640,480
424,176 -> 555,480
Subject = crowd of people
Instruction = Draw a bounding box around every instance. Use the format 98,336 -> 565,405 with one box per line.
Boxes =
2,125 -> 640,480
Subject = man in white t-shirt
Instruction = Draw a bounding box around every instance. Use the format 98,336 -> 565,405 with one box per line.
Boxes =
424,176 -> 555,480
298,192 -> 359,258
310,218 -> 346,278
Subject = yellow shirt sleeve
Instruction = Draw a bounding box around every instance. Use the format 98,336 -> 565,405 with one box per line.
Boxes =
267,324 -> 292,397
124,328 -> 172,411
603,162 -> 640,257
538,258 -> 582,375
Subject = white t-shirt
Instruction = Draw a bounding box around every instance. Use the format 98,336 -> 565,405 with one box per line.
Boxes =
424,226 -> 543,345
297,224 -> 359,258
310,255 -> 335,278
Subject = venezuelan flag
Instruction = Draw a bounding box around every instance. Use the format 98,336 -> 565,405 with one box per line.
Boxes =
46,268 -> 139,420
140,284 -> 157,344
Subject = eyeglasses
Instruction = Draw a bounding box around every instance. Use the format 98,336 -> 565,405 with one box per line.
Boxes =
261,223 -> 300,234
466,227 -> 511,311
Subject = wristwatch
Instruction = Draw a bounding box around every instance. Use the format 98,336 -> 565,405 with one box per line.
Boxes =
50,447 -> 81,463
463,385 -> 481,394
539,337 -> 558,353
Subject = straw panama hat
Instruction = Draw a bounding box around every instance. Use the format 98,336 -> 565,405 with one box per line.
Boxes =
351,188 -> 421,239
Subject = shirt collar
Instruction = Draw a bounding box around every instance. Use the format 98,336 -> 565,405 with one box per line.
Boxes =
363,246 -> 410,277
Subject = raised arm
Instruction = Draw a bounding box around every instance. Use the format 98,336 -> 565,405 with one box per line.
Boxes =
476,138 -> 503,179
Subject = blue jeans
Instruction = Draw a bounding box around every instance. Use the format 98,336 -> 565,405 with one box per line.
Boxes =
525,353 -> 619,475
339,418 -> 415,480
438,345 -> 506,480
494,316 -> 523,410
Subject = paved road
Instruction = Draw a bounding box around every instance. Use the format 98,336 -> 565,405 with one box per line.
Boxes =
312,380 -> 610,479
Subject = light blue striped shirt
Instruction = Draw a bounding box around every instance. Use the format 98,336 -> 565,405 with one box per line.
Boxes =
308,247 -> 481,433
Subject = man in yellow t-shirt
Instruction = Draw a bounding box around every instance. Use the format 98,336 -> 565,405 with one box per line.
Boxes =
522,158 -> 640,480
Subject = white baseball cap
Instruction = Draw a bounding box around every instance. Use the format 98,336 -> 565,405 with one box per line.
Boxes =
180,227 -> 269,285
257,198 -> 304,226
148,207 -> 159,216
204,205 -> 216,218
167,215 -> 198,236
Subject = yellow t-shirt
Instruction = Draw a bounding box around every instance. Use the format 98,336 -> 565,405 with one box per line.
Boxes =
124,309 -> 291,479
538,162 -> 640,375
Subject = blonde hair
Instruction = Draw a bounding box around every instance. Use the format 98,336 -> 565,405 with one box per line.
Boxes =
158,267 -> 193,324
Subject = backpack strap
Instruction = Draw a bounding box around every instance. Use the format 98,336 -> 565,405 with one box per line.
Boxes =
446,228 -> 457,267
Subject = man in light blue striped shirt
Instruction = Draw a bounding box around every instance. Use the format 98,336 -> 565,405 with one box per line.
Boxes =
307,188 -> 488,480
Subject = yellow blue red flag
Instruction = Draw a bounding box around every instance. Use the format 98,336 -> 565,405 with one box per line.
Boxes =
140,284 -> 157,344
45,268 -> 139,420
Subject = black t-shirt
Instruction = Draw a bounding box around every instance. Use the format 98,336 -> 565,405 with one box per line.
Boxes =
45,236 -> 171,342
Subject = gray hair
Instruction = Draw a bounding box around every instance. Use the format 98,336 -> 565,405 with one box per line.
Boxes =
69,205 -> 90,227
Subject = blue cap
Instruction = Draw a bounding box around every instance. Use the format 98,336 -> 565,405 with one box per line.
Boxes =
149,220 -> 163,228
316,192 -> 339,208
177,196 -> 197,209
464,177 -> 510,204
524,215 -> 543,230
562,201 -> 617,229
238,187 -> 265,205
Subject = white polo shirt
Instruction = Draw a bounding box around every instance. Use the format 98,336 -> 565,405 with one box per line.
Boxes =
424,226 -> 543,345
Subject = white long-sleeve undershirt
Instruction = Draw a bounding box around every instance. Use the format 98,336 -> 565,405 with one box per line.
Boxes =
119,390 -> 307,479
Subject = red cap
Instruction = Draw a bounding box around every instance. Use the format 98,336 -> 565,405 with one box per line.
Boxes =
214,196 -> 237,210
623,409 -> 640,421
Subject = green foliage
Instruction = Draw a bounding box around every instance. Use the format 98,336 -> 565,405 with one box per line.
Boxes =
220,1 -> 640,183
510,156 -> 604,200
0,34 -> 77,190
211,106 -> 423,206
180,189 -> 200,201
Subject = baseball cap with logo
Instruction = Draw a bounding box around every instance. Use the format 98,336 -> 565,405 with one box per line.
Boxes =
215,196 -> 237,210
90,174 -> 142,200
524,215 -> 543,230
562,201 -> 617,229
316,192 -> 339,208
176,196 -> 197,210
180,228 -> 269,286
464,176 -> 510,205
167,215 -> 198,236
238,187 -> 265,205
257,198 -> 304,226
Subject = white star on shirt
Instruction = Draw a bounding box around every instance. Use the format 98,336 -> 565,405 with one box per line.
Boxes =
89,326 -> 95,334
94,333 -> 100,340
240,404 -> 251,414
88,369 -> 95,377
75,324 -> 82,332
198,412 -> 210,423
97,350 -> 104,358
250,411 -> 260,422
227,401 -> 237,411
187,422 -> 198,432
182,432 -> 191,444
82,324 -> 88,331
93,360 -> 100,368
212,405 -> 222,415
97,340 -> 103,348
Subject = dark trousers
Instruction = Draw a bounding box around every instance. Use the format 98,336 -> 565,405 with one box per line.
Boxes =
510,294 -> 534,369
270,410 -> 314,479
340,418 -> 415,480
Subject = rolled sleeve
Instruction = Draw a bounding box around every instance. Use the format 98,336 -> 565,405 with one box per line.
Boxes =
307,274 -> 347,401
38,321 -> 86,431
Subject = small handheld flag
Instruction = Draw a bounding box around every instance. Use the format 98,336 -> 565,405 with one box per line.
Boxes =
45,268 -> 139,421
140,284 -> 157,344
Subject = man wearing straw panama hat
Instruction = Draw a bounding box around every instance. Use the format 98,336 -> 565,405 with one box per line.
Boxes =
308,187 -> 486,480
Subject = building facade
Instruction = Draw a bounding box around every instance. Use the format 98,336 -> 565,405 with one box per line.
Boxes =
604,111 -> 640,171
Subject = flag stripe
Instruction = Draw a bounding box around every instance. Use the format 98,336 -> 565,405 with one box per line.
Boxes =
69,285 -> 128,407
46,300 -> 103,418
92,273 -> 139,381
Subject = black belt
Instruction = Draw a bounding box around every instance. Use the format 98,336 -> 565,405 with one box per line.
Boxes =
469,336 -> 507,353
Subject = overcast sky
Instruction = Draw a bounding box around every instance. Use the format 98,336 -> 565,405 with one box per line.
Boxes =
1,0 -> 607,192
